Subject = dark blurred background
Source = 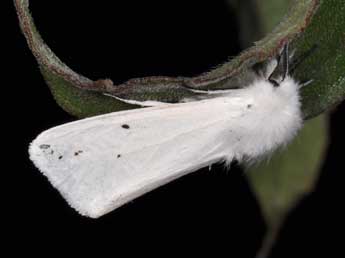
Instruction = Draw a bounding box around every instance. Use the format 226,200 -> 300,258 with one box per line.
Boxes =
9,0 -> 344,257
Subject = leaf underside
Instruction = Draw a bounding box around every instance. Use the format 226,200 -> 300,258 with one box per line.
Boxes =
14,0 -> 344,120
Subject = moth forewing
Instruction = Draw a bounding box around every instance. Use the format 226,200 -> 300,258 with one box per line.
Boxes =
29,97 -> 246,218
29,44 -> 304,218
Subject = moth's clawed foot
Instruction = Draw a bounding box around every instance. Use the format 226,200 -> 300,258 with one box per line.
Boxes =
299,79 -> 314,89
289,48 -> 297,62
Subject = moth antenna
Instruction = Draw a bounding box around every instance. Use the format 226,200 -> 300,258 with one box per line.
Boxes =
282,43 -> 289,80
268,43 -> 290,86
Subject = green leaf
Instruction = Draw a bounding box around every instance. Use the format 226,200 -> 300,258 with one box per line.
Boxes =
293,0 -> 345,119
240,0 -> 344,257
40,67 -> 139,118
16,0 -> 344,120
248,115 -> 328,257
250,0 -> 345,121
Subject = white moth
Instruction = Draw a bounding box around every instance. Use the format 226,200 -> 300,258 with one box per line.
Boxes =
29,44 -> 304,218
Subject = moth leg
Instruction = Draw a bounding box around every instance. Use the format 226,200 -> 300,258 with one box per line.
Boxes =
282,43 -> 289,80
299,79 -> 314,89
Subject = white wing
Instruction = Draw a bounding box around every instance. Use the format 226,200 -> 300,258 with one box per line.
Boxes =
29,96 -> 246,218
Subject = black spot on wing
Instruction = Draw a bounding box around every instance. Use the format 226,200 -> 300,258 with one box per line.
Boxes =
121,124 -> 130,129
117,154 -> 121,158
74,150 -> 83,156
39,144 -> 50,149
58,155 -> 63,160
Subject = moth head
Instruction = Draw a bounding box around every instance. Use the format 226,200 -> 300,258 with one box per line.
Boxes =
252,43 -> 291,88
252,43 -> 301,98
